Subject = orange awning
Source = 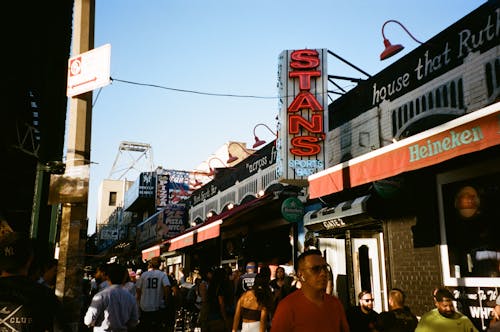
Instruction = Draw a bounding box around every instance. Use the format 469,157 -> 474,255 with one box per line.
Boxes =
309,102 -> 500,199
141,245 -> 160,261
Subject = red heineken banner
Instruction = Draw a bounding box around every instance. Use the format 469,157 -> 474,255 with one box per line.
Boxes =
309,102 -> 500,199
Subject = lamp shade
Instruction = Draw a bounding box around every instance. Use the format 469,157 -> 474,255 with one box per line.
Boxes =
253,136 -> 267,148
380,38 -> 404,60
227,154 -> 239,164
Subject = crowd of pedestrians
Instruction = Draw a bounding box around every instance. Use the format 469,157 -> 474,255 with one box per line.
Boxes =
1,229 -> 499,332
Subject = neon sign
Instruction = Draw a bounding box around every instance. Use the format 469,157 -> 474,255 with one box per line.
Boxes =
288,49 -> 325,156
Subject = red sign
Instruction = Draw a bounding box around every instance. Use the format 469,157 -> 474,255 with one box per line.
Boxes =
309,104 -> 500,198
288,50 -> 325,156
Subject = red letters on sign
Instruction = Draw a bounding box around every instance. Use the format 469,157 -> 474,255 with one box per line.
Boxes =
287,50 -> 324,157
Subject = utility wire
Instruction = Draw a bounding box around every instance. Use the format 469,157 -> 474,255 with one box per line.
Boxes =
110,77 -> 356,100
111,77 -> 278,99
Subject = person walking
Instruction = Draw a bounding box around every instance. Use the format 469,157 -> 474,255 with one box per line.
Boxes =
199,267 -> 232,332
0,232 -> 71,332
375,288 -> 418,332
84,263 -> 139,331
346,290 -> 379,332
232,272 -> 273,332
270,249 -> 349,332
415,287 -> 478,332
135,256 -> 172,332
236,261 -> 258,299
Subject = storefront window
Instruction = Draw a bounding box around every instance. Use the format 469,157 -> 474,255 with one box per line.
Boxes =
439,164 -> 500,278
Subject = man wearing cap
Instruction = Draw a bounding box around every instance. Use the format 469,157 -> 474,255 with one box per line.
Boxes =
416,287 -> 478,332
0,232 -> 71,331
135,256 -> 171,331
236,261 -> 257,299
488,296 -> 500,332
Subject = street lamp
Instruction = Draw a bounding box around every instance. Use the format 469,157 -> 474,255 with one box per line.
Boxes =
252,123 -> 277,148
380,20 -> 423,60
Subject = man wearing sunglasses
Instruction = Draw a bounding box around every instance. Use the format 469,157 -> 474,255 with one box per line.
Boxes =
271,249 -> 349,332
346,290 -> 379,332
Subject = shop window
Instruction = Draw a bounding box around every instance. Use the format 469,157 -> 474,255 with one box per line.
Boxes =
438,159 -> 500,283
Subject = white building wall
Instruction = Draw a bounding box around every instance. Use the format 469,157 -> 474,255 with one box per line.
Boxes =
326,46 -> 500,168
96,179 -> 133,225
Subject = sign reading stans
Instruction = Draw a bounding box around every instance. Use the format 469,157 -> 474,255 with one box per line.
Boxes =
67,44 -> 111,97
277,49 -> 328,185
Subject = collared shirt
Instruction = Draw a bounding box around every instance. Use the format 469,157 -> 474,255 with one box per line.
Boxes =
84,284 -> 139,332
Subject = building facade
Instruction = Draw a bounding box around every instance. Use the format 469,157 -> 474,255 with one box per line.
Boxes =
306,1 -> 500,330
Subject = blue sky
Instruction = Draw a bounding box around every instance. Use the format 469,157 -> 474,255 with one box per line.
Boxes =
86,0 -> 483,233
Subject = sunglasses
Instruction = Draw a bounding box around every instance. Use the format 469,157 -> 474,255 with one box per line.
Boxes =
304,264 -> 331,275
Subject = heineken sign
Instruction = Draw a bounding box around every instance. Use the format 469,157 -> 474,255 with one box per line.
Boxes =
281,197 -> 305,223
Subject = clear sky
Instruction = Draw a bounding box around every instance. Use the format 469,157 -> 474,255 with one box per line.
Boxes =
85,0 -> 483,234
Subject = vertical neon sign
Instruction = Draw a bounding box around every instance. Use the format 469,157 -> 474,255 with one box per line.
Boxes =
277,49 -> 328,185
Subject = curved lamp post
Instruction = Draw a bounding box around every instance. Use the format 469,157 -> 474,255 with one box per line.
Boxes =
252,123 -> 277,148
380,20 -> 423,60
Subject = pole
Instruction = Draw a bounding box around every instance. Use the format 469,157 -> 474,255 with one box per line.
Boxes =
55,0 -> 94,329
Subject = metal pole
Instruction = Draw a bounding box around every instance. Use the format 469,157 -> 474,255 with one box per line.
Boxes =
55,0 -> 94,328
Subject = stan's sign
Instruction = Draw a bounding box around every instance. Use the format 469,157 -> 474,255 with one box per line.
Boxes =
277,49 -> 328,185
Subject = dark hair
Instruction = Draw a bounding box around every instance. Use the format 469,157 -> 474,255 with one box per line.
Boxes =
253,272 -> 272,309
149,256 -> 162,269
297,249 -> 323,272
434,287 -> 454,302
107,263 -> 127,285
358,290 -> 372,300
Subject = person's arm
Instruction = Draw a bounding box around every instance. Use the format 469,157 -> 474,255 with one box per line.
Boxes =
259,306 -> 268,332
84,294 -> 102,328
127,296 -> 139,328
217,292 -> 229,328
232,296 -> 242,332
135,277 -> 142,304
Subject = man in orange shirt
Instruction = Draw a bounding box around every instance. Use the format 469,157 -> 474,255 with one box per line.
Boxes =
271,249 -> 349,332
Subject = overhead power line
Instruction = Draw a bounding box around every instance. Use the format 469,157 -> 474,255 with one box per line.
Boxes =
110,77 -> 278,99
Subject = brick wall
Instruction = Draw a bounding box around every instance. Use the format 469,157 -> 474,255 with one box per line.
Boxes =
384,216 -> 442,317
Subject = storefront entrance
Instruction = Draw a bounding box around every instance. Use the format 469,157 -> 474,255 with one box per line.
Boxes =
351,235 -> 387,313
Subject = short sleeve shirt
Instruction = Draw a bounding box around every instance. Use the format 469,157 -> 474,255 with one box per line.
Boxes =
136,269 -> 171,311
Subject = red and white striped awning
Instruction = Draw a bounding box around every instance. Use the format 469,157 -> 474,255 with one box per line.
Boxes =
309,102 -> 500,199
168,219 -> 222,251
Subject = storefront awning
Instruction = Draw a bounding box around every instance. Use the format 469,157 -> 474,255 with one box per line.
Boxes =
141,244 -> 160,261
309,102 -> 500,199
167,219 -> 222,251
304,195 -> 372,232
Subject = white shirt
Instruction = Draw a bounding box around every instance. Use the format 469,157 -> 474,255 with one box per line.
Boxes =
84,284 -> 138,332
135,269 -> 171,312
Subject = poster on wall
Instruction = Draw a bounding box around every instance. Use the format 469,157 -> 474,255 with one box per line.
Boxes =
157,204 -> 188,240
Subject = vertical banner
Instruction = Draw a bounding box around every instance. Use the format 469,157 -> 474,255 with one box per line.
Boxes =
277,49 -> 328,185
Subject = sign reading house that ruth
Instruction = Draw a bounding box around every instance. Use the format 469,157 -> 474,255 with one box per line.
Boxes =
277,49 -> 328,185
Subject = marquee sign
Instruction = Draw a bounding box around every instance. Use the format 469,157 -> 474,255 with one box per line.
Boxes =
277,49 -> 328,185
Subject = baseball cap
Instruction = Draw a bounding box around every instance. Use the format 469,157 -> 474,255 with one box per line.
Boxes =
0,232 -> 34,272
